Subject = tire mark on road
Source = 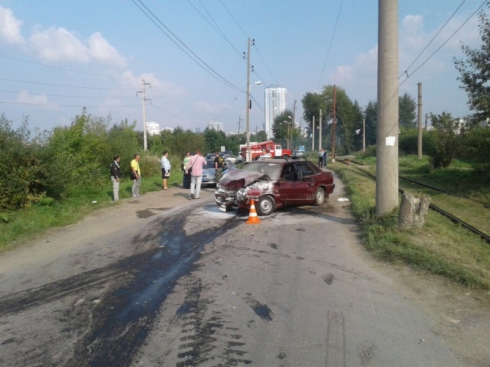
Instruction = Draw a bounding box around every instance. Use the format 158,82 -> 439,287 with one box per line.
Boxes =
324,310 -> 346,367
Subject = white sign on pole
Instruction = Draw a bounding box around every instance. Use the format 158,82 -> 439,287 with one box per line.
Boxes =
221,146 -> 225,152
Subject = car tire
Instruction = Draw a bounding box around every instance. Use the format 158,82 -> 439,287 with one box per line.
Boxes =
283,154 -> 289,159
314,187 -> 325,206
256,196 -> 276,216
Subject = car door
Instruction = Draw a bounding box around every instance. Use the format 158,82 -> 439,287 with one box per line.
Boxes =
294,162 -> 317,203
278,163 -> 309,204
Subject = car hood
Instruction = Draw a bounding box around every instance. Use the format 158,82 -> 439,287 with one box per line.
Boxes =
218,168 -> 269,188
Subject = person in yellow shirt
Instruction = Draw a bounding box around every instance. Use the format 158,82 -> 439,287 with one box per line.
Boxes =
130,154 -> 141,198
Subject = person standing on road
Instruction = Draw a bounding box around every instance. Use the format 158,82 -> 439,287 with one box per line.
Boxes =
161,151 -> 171,190
185,150 -> 207,199
322,149 -> 327,168
110,155 -> 122,201
130,154 -> 141,198
182,152 -> 191,189
214,151 -> 225,182
318,150 -> 323,167
258,148 -> 271,160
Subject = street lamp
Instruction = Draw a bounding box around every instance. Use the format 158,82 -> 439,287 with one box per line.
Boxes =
246,80 -> 261,161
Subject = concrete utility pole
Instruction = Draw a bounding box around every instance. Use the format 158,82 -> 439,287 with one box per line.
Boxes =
291,100 -> 296,150
312,116 -> 315,151
331,85 -> 337,162
245,38 -> 251,161
319,109 -> 323,154
363,118 -> 366,152
376,0 -> 399,215
425,113 -> 428,130
417,82 -> 423,159
137,78 -> 151,151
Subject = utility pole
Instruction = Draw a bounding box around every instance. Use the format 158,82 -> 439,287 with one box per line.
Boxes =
331,85 -> 337,162
363,118 -> 366,152
137,78 -> 151,151
425,113 -> 428,130
376,0 -> 399,215
291,100 -> 296,151
319,109 -> 323,155
417,82 -> 423,159
245,38 -> 252,162
312,116 -> 315,151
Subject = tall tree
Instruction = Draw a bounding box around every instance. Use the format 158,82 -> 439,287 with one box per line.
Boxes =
364,101 -> 377,146
399,93 -> 416,128
454,6 -> 490,121
273,109 -> 295,143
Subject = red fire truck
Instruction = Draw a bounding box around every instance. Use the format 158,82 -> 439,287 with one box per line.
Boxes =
240,141 -> 292,160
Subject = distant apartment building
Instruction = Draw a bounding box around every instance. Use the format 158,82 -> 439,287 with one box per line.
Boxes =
146,122 -> 161,136
264,86 -> 287,139
208,121 -> 224,132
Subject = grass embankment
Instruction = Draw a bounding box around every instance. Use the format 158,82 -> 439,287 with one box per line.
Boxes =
330,161 -> 490,289
353,155 -> 490,235
0,172 -> 183,251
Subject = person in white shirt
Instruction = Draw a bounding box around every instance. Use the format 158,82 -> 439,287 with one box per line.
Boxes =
258,148 -> 272,160
161,151 -> 171,190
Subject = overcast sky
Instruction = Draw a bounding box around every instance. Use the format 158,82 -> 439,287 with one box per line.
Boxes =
0,0 -> 485,132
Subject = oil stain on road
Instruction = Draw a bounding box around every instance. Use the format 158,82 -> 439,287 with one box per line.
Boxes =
0,208 -> 240,367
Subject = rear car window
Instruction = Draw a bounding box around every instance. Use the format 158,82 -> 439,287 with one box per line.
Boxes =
295,163 -> 315,177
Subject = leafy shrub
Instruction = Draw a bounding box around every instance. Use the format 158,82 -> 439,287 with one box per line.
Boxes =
428,112 -> 459,169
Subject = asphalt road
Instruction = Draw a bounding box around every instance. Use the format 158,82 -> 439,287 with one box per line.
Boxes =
0,182 -> 461,366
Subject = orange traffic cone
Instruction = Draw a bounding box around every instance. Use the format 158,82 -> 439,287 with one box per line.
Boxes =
246,199 -> 261,224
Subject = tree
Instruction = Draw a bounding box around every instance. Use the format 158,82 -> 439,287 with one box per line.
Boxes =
454,7 -> 490,121
399,93 -> 416,128
273,109 -> 295,144
429,112 -> 459,169
203,127 -> 226,153
364,101 -> 377,146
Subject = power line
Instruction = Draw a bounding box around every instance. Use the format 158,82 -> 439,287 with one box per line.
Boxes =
193,0 -> 243,59
218,0 -> 278,85
400,0 -> 467,79
317,0 -> 344,90
132,0 -> 243,93
400,0 -> 486,86
0,54 -> 133,81
0,90 -> 136,99
0,77 -> 134,90
0,101 -> 139,108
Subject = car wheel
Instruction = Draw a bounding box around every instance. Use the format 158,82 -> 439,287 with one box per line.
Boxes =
283,154 -> 289,159
256,196 -> 276,216
314,187 -> 325,206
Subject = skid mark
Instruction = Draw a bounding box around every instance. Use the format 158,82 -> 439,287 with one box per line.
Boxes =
243,295 -> 273,322
324,311 -> 346,367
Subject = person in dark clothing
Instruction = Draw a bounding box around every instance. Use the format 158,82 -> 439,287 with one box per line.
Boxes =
322,149 -> 327,168
182,152 -> 191,189
318,150 -> 324,167
214,152 -> 225,182
110,155 -> 122,201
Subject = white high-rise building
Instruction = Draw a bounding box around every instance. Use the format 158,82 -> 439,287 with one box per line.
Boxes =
264,87 -> 287,139
208,121 -> 224,132
146,122 -> 161,136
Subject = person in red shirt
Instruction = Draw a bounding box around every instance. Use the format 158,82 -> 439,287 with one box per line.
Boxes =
185,150 -> 207,199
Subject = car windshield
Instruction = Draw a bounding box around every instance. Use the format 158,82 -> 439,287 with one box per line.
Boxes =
241,162 -> 281,181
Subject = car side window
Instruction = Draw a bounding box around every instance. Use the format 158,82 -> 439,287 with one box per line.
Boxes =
281,164 -> 298,181
295,163 -> 314,177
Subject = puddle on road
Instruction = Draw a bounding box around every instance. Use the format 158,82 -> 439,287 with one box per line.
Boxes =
65,208 -> 241,367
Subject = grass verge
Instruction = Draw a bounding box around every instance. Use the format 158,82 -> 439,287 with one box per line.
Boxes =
330,162 -> 490,289
0,171 -> 184,251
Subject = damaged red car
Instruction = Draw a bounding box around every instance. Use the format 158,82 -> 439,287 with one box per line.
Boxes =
215,158 -> 335,215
